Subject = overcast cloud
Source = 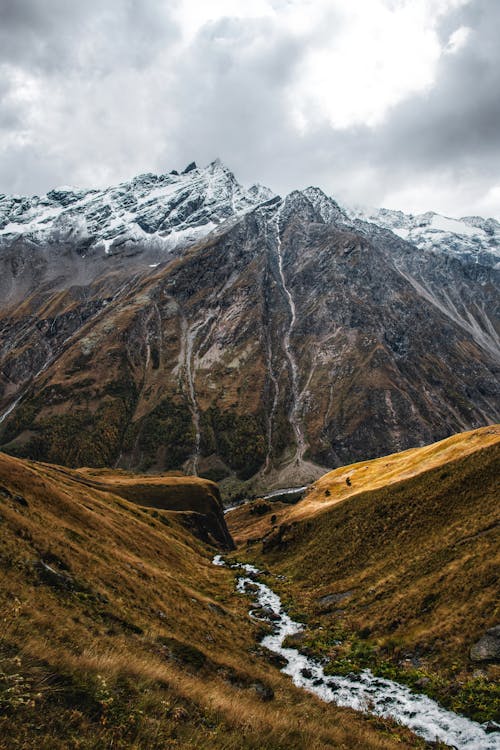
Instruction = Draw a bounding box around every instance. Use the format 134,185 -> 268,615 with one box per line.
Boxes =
0,0 -> 499,218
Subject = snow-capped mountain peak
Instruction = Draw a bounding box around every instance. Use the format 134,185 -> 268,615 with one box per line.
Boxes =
302,186 -> 353,227
347,204 -> 500,266
0,160 -> 276,255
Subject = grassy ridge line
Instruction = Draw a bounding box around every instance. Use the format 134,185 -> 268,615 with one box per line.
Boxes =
0,451 -> 419,749
292,424 -> 500,522
229,424 -> 500,545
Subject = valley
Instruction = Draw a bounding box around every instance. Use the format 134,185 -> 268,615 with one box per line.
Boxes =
226,426 -> 500,739
0,162 -> 499,749
0,450 -> 430,750
0,426 -> 498,749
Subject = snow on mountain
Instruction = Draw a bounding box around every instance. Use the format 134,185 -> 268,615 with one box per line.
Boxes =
0,159 -> 275,255
3,155 -> 497,271
348,205 -> 500,268
302,186 -> 353,227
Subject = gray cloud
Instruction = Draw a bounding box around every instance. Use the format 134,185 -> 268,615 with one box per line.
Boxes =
0,0 -> 178,72
378,1 -> 500,167
356,0 -> 500,215
0,0 -> 498,218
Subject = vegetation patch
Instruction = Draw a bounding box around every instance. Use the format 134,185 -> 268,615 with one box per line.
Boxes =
205,406 -> 267,479
232,433 -> 500,723
138,396 -> 194,470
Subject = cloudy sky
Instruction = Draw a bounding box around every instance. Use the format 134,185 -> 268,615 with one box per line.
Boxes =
1,0 -> 499,218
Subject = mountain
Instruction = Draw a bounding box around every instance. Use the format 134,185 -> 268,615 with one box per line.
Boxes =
0,161 -> 498,497
348,204 -> 500,268
227,425 -> 500,724
0,158 -> 273,262
0,450 -> 419,749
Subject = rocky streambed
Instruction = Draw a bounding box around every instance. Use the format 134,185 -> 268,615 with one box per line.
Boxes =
213,556 -> 500,750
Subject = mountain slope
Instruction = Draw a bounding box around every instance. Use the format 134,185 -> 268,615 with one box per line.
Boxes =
227,425 -> 500,721
0,451 -> 419,750
0,164 -> 498,495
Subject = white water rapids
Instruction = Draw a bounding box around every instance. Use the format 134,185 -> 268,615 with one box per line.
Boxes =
213,556 -> 500,750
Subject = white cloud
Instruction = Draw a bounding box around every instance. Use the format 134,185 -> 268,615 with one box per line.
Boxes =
175,0 -> 276,40
291,1 -> 442,129
446,25 -> 471,53
0,0 -> 498,220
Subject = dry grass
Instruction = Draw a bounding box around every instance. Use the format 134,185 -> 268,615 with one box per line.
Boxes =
0,452 -> 419,749
228,426 -> 500,720
229,424 -> 500,545
76,467 -> 222,512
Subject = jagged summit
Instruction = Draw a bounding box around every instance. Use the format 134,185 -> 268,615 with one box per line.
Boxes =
0,160 -> 276,255
302,186 -> 353,227
2,159 -> 498,270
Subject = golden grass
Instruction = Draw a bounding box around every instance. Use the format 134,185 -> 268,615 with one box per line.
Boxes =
229,424 -> 500,546
77,467 -> 223,513
0,451 -> 419,749
228,426 -> 500,719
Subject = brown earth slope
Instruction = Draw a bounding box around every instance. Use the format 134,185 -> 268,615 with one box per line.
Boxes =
75,467 -> 233,548
0,452 -> 422,750
227,426 -> 500,722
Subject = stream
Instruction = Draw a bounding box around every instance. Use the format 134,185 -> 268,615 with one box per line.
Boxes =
213,556 -> 500,750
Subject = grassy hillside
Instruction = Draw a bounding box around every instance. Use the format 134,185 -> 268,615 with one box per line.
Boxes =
74,467 -> 234,548
227,426 -> 500,722
0,452 -> 421,749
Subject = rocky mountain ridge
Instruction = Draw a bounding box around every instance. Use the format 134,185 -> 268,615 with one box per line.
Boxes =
349,204 -> 500,267
0,159 -> 273,258
0,162 -> 498,495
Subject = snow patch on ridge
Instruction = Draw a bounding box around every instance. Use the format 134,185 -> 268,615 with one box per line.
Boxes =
348,205 -> 500,264
0,161 -> 276,256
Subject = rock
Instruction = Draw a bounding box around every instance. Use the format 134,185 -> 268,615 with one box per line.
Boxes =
415,677 -> 431,689
249,501 -> 272,516
35,559 -> 75,590
251,681 -> 274,701
300,668 -> 313,679
207,602 -> 227,616
251,606 -> 280,622
470,625 -> 500,662
241,581 -> 259,595
261,649 -> 288,669
283,631 -> 307,648
483,721 -> 500,734
317,591 -> 353,611
0,486 -> 28,507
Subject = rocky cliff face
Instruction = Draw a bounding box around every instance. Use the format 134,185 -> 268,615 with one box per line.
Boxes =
0,162 -> 498,494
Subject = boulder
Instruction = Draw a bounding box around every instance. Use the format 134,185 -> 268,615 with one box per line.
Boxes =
251,605 -> 280,622
317,591 -> 353,612
251,681 -> 274,701
470,625 -> 500,662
